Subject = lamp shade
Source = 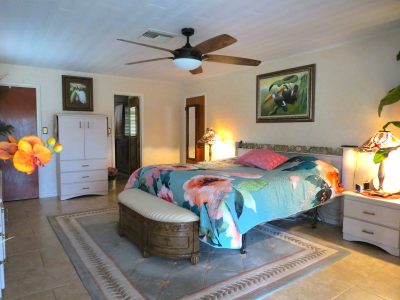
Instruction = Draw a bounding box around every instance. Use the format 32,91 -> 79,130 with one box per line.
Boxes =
173,58 -> 201,71
359,130 -> 400,152
198,128 -> 219,145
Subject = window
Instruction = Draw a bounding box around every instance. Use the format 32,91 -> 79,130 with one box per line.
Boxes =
124,106 -> 136,137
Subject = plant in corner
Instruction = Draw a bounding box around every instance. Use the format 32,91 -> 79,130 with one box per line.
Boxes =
373,50 -> 400,164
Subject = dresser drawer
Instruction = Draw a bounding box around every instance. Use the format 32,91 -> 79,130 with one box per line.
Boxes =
60,170 -> 107,184
344,199 -> 400,229
60,159 -> 107,172
343,217 -> 400,249
60,181 -> 108,196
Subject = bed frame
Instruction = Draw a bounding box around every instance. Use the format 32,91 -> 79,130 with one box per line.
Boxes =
236,141 -> 345,254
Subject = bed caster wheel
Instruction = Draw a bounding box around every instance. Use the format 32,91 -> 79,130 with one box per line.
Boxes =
190,254 -> 199,265
240,249 -> 247,255
142,251 -> 150,258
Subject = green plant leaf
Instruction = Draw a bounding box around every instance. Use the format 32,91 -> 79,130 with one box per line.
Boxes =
0,120 -> 13,137
234,189 -> 244,218
236,189 -> 257,212
236,179 -> 268,192
378,85 -> 400,116
306,175 -> 325,188
373,149 -> 391,164
382,121 -> 400,130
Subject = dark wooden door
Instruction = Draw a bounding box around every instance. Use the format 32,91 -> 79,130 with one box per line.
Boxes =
0,86 -> 38,201
185,96 -> 205,163
114,95 -> 141,175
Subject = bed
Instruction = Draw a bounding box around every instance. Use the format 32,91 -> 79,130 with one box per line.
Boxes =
124,142 -> 344,250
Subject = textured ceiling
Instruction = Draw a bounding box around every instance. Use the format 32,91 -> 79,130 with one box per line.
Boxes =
1,0 -> 400,82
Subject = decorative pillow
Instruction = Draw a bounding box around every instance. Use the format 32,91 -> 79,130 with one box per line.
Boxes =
236,149 -> 289,171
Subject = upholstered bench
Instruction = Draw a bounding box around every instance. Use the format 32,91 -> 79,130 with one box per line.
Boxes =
118,188 -> 200,265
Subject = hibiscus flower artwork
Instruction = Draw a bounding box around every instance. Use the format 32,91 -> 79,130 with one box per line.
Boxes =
157,185 -> 174,203
183,175 -> 237,247
183,175 -> 233,208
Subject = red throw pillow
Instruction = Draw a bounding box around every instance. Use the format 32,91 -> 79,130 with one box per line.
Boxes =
236,149 -> 288,171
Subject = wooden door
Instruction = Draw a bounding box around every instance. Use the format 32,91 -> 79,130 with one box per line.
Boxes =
114,95 -> 141,175
58,116 -> 85,161
85,116 -> 107,159
185,96 -> 205,163
128,97 -> 140,173
0,86 -> 38,201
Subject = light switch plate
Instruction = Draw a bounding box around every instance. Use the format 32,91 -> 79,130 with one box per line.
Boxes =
42,127 -> 48,134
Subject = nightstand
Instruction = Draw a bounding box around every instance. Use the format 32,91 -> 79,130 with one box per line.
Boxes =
342,191 -> 400,256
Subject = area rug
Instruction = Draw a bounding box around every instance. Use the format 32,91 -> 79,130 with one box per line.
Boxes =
49,208 -> 346,300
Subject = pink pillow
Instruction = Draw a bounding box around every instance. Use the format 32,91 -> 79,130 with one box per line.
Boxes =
236,149 -> 288,170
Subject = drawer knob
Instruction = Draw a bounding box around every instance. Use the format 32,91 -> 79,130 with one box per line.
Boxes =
82,176 -> 90,178
362,229 -> 374,235
362,211 -> 375,216
81,164 -> 89,167
82,187 -> 90,190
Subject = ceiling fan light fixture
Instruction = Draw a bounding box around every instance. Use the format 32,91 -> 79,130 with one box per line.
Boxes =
173,58 -> 202,71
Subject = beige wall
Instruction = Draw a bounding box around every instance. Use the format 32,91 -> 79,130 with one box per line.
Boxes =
182,31 -> 400,161
0,63 -> 182,197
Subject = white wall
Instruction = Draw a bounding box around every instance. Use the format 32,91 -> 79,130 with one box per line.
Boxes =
182,30 -> 400,160
0,63 -> 182,198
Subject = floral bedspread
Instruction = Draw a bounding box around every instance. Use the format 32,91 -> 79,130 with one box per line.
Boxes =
125,156 -> 343,249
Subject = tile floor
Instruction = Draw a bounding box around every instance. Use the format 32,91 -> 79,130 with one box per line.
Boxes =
2,181 -> 400,300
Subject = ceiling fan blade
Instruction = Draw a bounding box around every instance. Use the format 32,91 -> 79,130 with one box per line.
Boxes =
203,54 -> 261,66
125,57 -> 173,65
117,38 -> 175,54
189,66 -> 203,75
194,34 -> 237,54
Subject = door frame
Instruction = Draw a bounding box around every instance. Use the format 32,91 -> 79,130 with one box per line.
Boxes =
0,82 -> 46,196
182,93 -> 207,163
112,92 -> 144,170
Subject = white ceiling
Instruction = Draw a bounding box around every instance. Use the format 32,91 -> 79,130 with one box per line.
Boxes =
1,0 -> 400,82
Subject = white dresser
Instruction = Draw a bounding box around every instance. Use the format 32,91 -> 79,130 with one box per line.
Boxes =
343,191 -> 400,256
57,114 -> 108,200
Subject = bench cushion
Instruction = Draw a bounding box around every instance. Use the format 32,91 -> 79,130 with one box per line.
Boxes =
118,189 -> 199,223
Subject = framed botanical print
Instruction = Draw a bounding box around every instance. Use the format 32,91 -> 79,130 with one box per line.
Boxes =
256,64 -> 315,123
62,75 -> 93,111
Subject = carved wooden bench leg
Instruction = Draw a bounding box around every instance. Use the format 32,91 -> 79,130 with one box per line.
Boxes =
190,254 -> 199,265
142,250 -> 150,258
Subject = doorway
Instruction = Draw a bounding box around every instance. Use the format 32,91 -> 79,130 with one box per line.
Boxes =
114,95 -> 141,176
185,95 -> 205,163
0,85 -> 38,201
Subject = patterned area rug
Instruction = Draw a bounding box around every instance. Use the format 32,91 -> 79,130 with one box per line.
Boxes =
49,208 -> 346,300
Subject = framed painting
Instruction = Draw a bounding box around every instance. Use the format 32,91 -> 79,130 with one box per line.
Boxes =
256,64 -> 315,123
62,75 -> 93,111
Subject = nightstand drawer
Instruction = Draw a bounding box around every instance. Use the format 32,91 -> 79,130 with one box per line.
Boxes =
343,217 -> 399,249
344,199 -> 400,229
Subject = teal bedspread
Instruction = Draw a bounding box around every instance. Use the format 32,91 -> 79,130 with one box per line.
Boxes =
125,156 -> 343,249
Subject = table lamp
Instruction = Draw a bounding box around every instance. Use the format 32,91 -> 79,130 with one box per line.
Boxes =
359,130 -> 400,194
198,128 -> 219,161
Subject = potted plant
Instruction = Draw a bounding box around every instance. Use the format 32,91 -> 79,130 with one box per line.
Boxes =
0,120 -> 13,137
373,50 -> 400,164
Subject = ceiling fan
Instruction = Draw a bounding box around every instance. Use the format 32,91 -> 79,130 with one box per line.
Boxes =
117,28 -> 261,75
